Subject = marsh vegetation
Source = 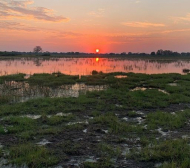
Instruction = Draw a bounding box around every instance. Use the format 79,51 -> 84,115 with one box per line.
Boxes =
0,71 -> 190,167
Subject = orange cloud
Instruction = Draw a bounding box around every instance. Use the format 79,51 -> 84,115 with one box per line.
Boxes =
0,0 -> 69,22
162,29 -> 190,34
121,22 -> 165,28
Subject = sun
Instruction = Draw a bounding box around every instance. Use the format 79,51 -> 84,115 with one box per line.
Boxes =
96,49 -> 99,53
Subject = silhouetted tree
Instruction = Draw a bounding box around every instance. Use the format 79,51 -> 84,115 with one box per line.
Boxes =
151,52 -> 156,56
75,52 -> 80,55
121,52 -> 126,55
163,50 -> 173,55
33,46 -> 42,54
92,70 -> 98,75
139,53 -> 146,56
156,49 -> 164,55
42,51 -> 51,56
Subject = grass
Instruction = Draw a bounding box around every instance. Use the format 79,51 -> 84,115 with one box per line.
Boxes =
127,111 -> 140,117
0,73 -> 26,82
127,139 -> 190,168
3,116 -> 37,134
146,110 -> 190,130
0,95 -> 12,105
8,143 -> 58,168
43,114 -> 74,125
97,143 -> 121,158
83,158 -> 114,168
28,73 -> 79,86
1,72 -> 190,167
57,140 -> 82,155
0,125 -> 6,134
92,113 -> 144,134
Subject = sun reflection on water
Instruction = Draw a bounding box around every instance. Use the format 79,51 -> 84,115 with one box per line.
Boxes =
95,58 -> 99,62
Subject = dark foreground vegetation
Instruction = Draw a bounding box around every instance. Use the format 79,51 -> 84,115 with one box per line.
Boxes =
1,72 -> 190,167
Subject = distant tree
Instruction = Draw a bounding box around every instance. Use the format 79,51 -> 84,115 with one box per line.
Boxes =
156,49 -> 164,55
173,52 -> 180,56
92,70 -> 98,75
139,53 -> 146,56
42,51 -> 51,56
75,52 -> 80,55
120,52 -> 126,55
67,52 -> 74,55
33,46 -> 42,54
163,50 -> 173,55
128,52 -> 132,55
181,52 -> 187,56
151,52 -> 156,56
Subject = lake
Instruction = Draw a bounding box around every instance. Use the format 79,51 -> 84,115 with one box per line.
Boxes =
0,57 -> 190,76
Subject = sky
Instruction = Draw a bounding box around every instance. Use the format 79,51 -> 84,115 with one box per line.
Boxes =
0,0 -> 190,53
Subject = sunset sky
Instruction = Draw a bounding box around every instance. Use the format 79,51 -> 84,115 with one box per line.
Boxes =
0,0 -> 190,53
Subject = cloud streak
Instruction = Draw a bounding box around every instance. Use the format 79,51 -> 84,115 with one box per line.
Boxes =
0,0 -> 69,22
172,13 -> 190,23
89,8 -> 105,18
0,21 -> 38,31
122,22 -> 165,28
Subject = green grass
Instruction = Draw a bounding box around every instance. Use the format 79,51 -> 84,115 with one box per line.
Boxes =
43,114 -> 74,125
57,140 -> 81,155
146,110 -> 190,130
0,125 -> 6,134
28,73 -> 79,86
0,148 -> 3,157
1,72 -> 190,167
0,95 -> 12,105
127,111 -> 139,117
8,143 -> 58,168
0,73 -> 26,82
127,139 -> 190,168
3,116 -> 37,133
97,143 -> 121,158
37,127 -> 60,135
92,113 -> 144,134
83,158 -> 114,168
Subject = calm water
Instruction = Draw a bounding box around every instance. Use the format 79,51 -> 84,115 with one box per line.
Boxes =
0,81 -> 107,102
0,57 -> 190,76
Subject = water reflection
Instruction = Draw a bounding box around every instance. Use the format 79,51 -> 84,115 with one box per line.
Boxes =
0,81 -> 107,103
0,57 -> 190,76
115,75 -> 128,79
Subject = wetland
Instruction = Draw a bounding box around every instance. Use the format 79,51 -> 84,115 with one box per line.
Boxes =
0,56 -> 190,168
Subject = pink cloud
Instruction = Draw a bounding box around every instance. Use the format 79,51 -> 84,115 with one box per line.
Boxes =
0,0 -> 69,22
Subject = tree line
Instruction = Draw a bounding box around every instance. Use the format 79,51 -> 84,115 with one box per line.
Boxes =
1,47 -> 190,56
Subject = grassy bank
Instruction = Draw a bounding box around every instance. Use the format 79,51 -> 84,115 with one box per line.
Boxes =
0,72 -> 190,167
